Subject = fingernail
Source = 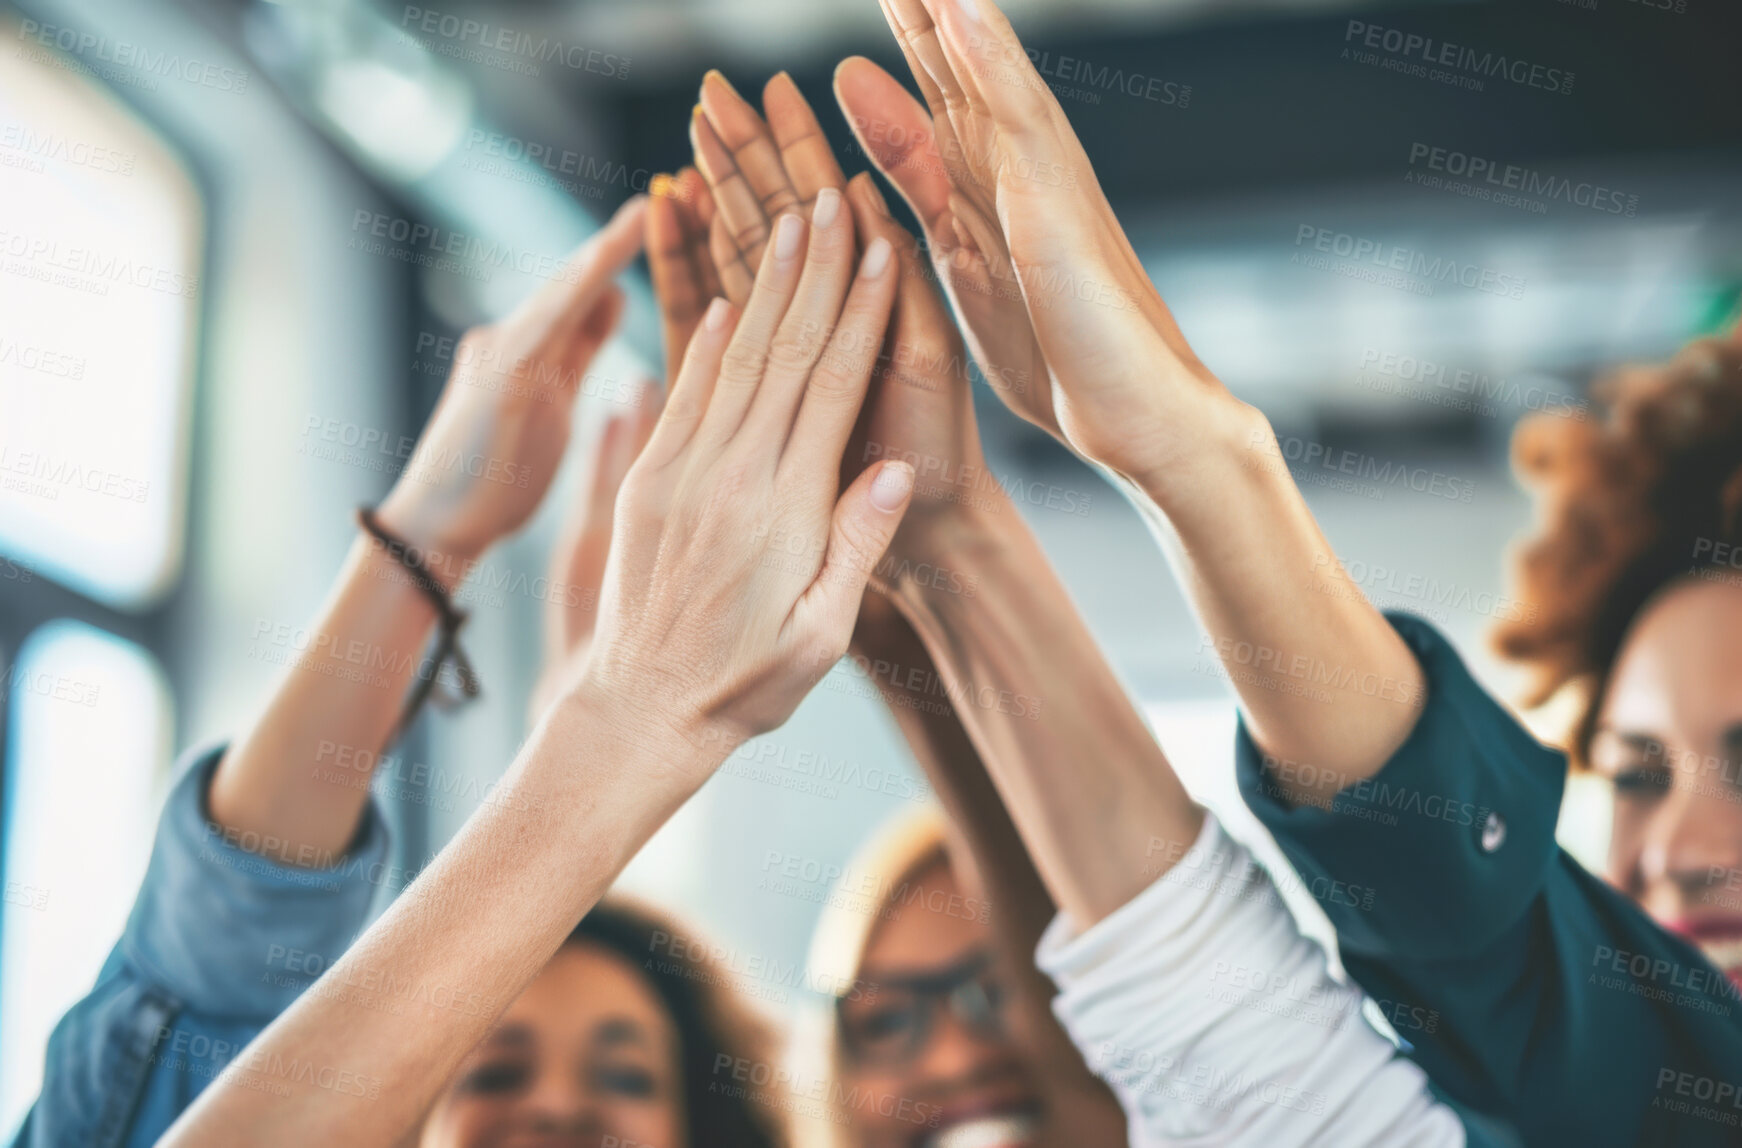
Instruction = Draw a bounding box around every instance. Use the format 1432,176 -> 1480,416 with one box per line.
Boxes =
773,213 -> 805,260
704,69 -> 738,98
954,0 -> 981,24
861,236 -> 892,278
870,461 -> 914,512
812,187 -> 841,229
704,297 -> 731,331
650,173 -> 675,198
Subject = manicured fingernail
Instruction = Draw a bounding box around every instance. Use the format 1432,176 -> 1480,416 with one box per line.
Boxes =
812,187 -> 841,229
954,0 -> 981,24
861,236 -> 892,278
704,69 -> 738,98
704,297 -> 731,330
650,172 -> 676,198
773,213 -> 804,260
870,461 -> 914,512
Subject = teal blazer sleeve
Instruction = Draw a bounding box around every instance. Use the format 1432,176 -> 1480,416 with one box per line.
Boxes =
1238,612 -> 1742,1147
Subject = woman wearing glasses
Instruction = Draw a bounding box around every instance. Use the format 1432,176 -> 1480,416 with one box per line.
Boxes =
678,69 -> 1478,1147
837,0 -> 1742,1141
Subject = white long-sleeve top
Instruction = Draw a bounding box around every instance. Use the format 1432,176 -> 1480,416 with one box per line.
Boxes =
1035,812 -> 1466,1147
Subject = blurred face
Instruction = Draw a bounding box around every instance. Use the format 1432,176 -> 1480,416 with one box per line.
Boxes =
1593,576 -> 1742,985
836,858 -> 1044,1148
419,941 -> 686,1148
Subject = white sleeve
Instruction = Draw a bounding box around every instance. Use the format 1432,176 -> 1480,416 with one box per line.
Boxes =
1035,812 -> 1465,1148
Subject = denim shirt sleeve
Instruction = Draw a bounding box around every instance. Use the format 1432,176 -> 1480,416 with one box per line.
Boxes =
13,742 -> 390,1148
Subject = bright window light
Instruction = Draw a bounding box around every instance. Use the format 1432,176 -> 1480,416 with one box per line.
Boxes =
0,621 -> 171,1137
0,30 -> 203,608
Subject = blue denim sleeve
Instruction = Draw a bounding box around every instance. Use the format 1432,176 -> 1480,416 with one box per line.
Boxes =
12,742 -> 390,1148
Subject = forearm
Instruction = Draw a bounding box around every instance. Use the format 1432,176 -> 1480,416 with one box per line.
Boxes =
884,505 -> 1200,929
161,690 -> 707,1147
208,532 -> 458,863
1119,401 -> 1427,808
852,608 -> 1124,1124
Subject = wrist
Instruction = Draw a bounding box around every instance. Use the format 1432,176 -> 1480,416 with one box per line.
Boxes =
553,665 -> 730,787
1124,393 -> 1276,523
881,496 -> 1013,604
367,498 -> 484,595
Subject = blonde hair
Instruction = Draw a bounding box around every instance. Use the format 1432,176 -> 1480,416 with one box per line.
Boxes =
786,807 -> 951,1148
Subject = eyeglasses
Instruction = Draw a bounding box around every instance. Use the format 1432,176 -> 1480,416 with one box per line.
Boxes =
836,950 -> 1008,1067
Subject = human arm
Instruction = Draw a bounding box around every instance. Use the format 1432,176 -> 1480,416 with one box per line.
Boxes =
157,192 -> 914,1148
209,199 -> 648,863
836,0 -> 1425,802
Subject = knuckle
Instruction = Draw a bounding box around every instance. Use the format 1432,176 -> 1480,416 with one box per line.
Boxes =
719,342 -> 769,381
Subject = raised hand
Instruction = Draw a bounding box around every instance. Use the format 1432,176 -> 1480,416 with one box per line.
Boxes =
831,54 -> 1058,439
528,391 -> 661,725
375,198 -> 647,570
846,0 -> 1252,491
689,71 -> 1006,611
647,167 -> 724,373
581,200 -> 916,749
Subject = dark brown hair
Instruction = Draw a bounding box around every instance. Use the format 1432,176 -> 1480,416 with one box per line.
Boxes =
1492,330 -> 1742,765
568,900 -> 787,1148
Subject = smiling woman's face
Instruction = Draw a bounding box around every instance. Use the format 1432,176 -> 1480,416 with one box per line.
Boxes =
837,857 -> 1044,1148
418,941 -> 687,1148
1593,576 -> 1742,985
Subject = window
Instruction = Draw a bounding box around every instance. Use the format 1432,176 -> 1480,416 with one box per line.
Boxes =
0,621 -> 170,1134
0,30 -> 203,608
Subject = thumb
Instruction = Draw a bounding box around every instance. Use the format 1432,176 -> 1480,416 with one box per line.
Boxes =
802,460 -> 915,638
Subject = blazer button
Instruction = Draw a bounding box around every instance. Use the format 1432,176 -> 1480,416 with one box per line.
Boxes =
1481,811 -> 1506,853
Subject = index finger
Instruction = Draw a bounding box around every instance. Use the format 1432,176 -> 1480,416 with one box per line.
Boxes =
515,195 -> 648,335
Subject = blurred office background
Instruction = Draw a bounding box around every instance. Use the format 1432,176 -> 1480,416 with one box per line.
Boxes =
1,0 -> 1739,1131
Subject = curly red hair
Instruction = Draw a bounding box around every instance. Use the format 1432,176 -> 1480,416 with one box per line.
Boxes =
1493,329 -> 1742,766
